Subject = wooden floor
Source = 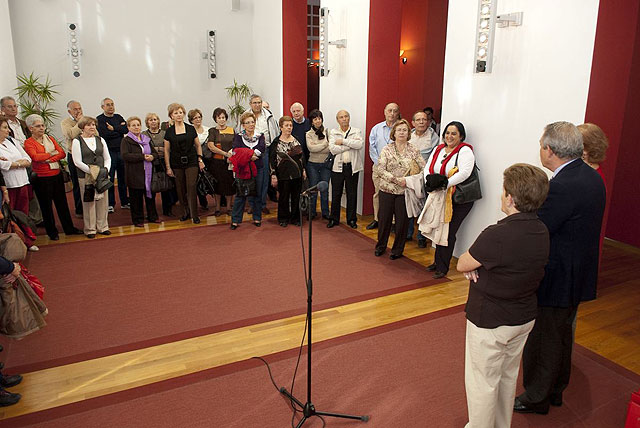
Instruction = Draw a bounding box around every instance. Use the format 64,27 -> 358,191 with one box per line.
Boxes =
1,210 -> 638,421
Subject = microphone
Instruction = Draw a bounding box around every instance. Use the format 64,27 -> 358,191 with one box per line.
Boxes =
301,181 -> 329,196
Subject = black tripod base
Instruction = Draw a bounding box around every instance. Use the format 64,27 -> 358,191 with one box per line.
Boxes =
280,387 -> 369,427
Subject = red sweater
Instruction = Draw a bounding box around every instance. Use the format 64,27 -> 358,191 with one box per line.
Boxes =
24,136 -> 66,177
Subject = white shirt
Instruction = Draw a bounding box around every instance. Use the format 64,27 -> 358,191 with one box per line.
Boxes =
0,138 -> 31,188
72,136 -> 112,174
424,144 -> 475,188
7,119 -> 26,146
196,126 -> 210,146
255,113 -> 270,144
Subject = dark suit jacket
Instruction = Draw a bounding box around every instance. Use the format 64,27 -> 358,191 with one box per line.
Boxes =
121,136 -> 158,190
537,159 -> 606,307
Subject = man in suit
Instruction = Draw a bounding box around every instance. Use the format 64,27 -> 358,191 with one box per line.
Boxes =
514,121 -> 606,415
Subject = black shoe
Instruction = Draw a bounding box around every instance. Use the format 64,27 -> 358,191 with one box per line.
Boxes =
253,221 -> 261,227
550,393 -> 563,407
68,228 -> 84,235
406,236 -> 413,241
279,222 -> 288,227
192,217 -> 201,224
390,254 -> 403,260
86,234 -> 96,239
513,397 -> 549,415
322,214 -> 330,221
230,224 -> 238,230
366,220 -> 378,230
327,220 -> 338,228
374,248 -> 385,257
433,271 -> 446,279
418,240 -> 427,248
180,214 -> 190,221
0,389 -> 21,407
99,230 -> 112,236
426,263 -> 437,272
348,221 -> 358,229
0,374 -> 22,388
49,235 -> 59,241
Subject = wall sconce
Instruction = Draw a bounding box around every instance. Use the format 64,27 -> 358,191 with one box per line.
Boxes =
205,30 -> 216,79
67,23 -> 81,78
319,7 -> 347,78
474,0 -> 523,73
400,50 -> 407,64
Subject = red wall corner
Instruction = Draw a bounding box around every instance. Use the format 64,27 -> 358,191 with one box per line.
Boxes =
282,0 -> 308,114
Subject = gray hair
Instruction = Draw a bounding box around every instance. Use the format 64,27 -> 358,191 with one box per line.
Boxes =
290,102 -> 303,112
249,94 -> 262,102
0,96 -> 16,107
101,97 -> 113,106
67,99 -> 80,109
541,121 -> 583,160
25,113 -> 44,128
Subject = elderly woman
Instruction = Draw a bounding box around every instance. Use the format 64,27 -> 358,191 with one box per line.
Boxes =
143,113 -> 176,217
164,103 -> 205,224
0,118 -> 33,217
424,121 -> 476,279
230,111 -> 266,229
305,109 -> 331,220
23,114 -> 82,240
206,108 -> 235,216
72,116 -> 112,238
270,116 -> 305,227
188,108 -> 211,210
327,110 -> 364,229
122,116 -> 159,227
457,163 -> 549,428
374,119 -> 426,259
578,123 -> 609,182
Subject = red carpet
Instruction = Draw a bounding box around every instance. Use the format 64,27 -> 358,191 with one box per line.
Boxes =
5,309 -> 638,428
3,223 -> 442,372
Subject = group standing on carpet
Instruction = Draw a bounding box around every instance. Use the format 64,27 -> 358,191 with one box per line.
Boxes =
0,93 -> 610,423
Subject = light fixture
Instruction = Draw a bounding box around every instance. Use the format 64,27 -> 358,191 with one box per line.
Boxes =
206,30 -> 216,79
319,7 -> 347,78
474,0 -> 523,74
399,49 -> 405,57
67,23 -> 81,78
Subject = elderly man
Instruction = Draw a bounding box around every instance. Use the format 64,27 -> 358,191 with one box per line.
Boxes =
60,100 -> 90,217
290,102 -> 311,161
249,94 -> 279,213
0,96 -> 31,146
327,110 -> 364,229
407,110 -> 440,246
367,102 -> 399,230
97,97 -> 129,212
514,121 -> 606,415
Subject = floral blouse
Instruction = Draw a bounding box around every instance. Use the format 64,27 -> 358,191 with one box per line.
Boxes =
377,142 -> 426,195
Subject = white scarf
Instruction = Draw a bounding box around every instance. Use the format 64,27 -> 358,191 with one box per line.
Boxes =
41,135 -> 60,170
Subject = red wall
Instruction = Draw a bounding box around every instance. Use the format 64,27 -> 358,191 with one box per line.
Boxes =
398,0 -> 448,121
583,0 -> 640,248
282,0 -> 308,113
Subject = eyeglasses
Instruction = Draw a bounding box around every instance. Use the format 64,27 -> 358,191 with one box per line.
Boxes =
243,121 -> 255,125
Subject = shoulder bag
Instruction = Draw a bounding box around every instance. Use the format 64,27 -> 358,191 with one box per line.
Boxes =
151,160 -> 174,193
452,152 -> 482,204
234,162 -> 257,197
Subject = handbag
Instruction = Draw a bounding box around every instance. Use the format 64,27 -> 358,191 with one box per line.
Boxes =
234,162 -> 257,197
452,153 -> 482,204
151,161 -> 174,193
196,167 -> 217,197
1,203 -> 36,248
323,153 -> 335,169
0,275 -> 47,339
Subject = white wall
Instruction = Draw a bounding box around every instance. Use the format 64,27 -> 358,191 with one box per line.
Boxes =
0,0 -> 17,96
441,0 -> 599,255
7,0 -> 282,136
319,0 -> 370,214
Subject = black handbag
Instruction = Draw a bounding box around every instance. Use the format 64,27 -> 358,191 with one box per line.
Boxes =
452,153 -> 482,204
234,162 -> 257,197
151,161 -> 174,193
196,167 -> 217,197
323,153 -> 335,169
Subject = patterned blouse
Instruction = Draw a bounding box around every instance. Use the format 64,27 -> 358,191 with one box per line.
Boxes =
377,142 -> 426,195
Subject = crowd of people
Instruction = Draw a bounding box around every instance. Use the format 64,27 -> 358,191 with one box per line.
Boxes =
0,93 -> 610,424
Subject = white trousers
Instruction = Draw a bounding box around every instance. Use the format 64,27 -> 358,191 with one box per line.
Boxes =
464,319 -> 535,428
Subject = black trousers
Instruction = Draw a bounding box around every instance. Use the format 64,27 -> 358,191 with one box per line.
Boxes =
519,305 -> 578,410
129,187 -> 158,224
67,152 -> 82,214
107,149 -> 129,207
32,173 -> 76,238
161,185 -> 178,215
330,164 -> 359,224
277,178 -> 302,223
376,191 -> 409,256
434,201 -> 474,274
174,166 -> 199,218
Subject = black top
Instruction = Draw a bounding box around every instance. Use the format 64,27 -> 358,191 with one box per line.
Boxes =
536,159 -> 606,307
270,137 -> 305,180
165,124 -> 198,169
292,118 -> 311,160
465,212 -> 550,329
97,113 -> 128,150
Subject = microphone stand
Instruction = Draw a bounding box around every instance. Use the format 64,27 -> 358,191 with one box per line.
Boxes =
279,193 -> 369,427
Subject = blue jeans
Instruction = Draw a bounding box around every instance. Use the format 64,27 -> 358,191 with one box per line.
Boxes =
231,166 -> 265,224
407,218 -> 427,243
306,161 -> 331,217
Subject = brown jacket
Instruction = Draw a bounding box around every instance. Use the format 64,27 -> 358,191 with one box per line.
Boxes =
121,136 -> 158,190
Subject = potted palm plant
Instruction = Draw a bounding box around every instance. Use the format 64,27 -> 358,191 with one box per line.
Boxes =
225,80 -> 252,127
15,72 -> 60,135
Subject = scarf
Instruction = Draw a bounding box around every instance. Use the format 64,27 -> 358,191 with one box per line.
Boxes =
241,131 -> 261,149
41,135 -> 60,170
311,124 -> 325,140
127,131 -> 153,198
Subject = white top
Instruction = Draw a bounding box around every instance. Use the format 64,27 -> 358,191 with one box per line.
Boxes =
0,137 -> 31,188
328,127 -> 364,174
7,119 -> 26,146
196,126 -> 209,146
71,136 -> 112,174
424,144 -> 475,188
